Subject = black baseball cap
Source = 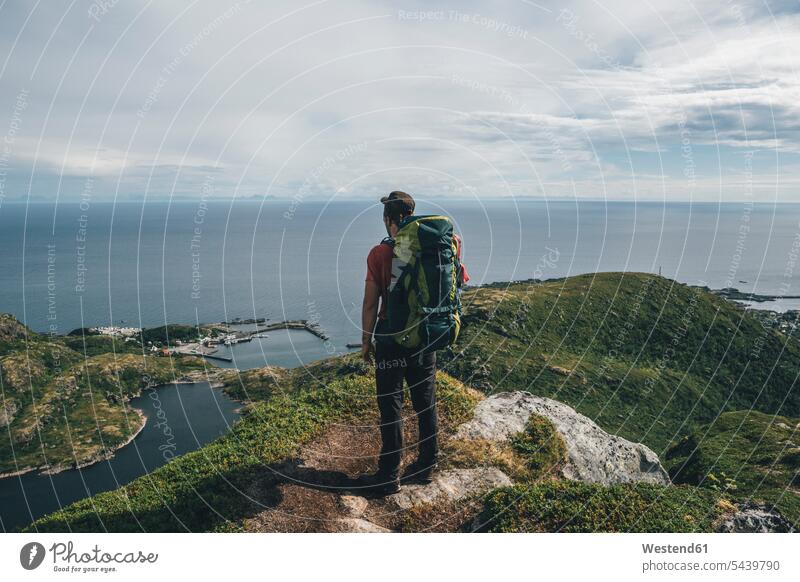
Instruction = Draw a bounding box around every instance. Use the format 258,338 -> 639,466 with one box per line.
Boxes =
380,191 -> 415,217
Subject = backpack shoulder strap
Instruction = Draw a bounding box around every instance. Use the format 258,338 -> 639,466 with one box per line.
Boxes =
380,236 -> 395,248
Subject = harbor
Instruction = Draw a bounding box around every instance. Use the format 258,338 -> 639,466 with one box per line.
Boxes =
170,319 -> 329,363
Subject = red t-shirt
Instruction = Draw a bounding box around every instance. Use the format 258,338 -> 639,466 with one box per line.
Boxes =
365,242 -> 393,320
365,234 -> 469,320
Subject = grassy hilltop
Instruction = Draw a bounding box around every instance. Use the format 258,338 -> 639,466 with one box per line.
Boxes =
443,272 -> 799,525
666,410 -> 800,525
0,317 -> 204,475
13,272 -> 800,531
28,355 -> 733,533
443,272 -> 800,453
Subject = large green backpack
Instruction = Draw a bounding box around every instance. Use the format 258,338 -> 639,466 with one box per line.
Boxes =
379,215 -> 463,353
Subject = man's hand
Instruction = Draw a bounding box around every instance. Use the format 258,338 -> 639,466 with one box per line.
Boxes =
361,338 -> 375,364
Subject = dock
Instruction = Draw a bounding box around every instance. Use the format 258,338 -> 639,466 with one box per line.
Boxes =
202,353 -> 233,363
205,318 -> 331,346
257,319 -> 329,341
171,344 -> 233,363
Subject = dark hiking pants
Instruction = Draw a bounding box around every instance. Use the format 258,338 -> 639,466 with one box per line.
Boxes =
374,341 -> 438,480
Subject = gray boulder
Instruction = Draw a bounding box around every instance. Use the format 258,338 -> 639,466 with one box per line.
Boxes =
718,502 -> 795,533
454,391 -> 670,486
388,468 -> 512,510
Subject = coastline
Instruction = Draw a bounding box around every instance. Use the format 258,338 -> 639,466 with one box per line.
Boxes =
0,408 -> 148,480
1,280 -> 788,483
41,407 -> 148,476
0,377 -> 237,481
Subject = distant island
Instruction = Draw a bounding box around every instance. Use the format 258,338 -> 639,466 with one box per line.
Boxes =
705,286 -> 800,303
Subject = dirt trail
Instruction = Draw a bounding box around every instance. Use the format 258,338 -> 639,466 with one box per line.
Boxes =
242,406 -> 431,532
240,394 -> 513,533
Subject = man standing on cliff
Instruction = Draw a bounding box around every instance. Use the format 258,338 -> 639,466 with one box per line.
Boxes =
356,191 -> 467,496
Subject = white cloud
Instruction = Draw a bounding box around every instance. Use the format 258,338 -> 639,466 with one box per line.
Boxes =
0,0 -> 798,202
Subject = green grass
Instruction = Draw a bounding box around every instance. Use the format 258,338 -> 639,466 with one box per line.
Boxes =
0,314 -> 29,357
0,351 -> 204,474
1,316 -> 206,474
60,334 -> 143,356
25,355 -> 480,532
479,481 -> 726,532
14,272 -> 800,531
666,410 -> 800,528
442,413 -> 567,484
510,413 -> 568,479
28,375 -> 370,532
444,272 -> 800,453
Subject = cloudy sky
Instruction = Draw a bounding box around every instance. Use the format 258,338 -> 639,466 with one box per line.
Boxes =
0,0 -> 798,202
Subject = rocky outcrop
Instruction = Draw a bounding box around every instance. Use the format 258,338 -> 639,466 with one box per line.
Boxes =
0,398 -> 17,427
244,391 -> 675,533
0,314 -> 27,344
248,461 -> 512,533
178,368 -> 238,389
454,391 -> 670,486
718,502 -> 795,533
329,469 -> 512,531
388,468 -> 512,510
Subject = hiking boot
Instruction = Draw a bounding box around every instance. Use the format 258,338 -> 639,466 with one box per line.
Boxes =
401,460 -> 438,485
351,471 -> 401,497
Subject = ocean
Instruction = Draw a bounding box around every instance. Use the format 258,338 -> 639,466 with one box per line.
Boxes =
3,198 -> 800,531
2,199 -> 800,361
